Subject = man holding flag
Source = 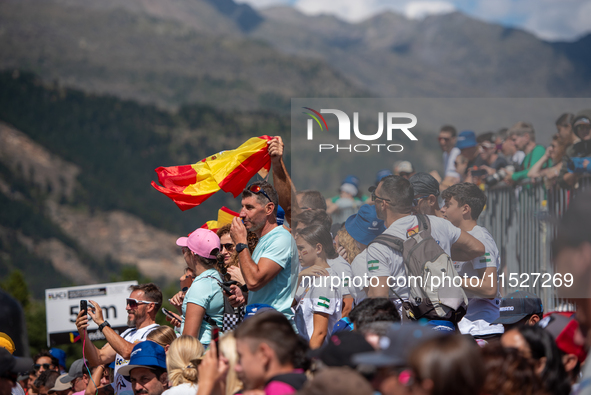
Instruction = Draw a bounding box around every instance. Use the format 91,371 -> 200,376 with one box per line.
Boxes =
229,137 -> 298,323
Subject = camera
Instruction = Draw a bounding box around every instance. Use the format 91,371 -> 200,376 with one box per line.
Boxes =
485,166 -> 514,186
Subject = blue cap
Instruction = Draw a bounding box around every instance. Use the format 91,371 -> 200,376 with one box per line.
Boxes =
117,341 -> 166,377
456,131 -> 477,149
345,205 -> 386,246
342,175 -> 360,188
276,205 -> 285,226
50,348 -> 67,368
244,304 -> 275,320
375,169 -> 393,185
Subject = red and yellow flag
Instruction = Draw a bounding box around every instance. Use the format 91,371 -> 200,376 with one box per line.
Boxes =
200,207 -> 240,232
152,136 -> 273,210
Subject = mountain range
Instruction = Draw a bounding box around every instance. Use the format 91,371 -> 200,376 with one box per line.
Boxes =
1,0 -> 590,112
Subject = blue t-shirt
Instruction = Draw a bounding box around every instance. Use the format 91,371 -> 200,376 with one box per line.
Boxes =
181,269 -> 224,345
248,225 -> 298,322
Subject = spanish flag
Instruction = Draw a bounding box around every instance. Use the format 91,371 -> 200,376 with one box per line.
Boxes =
200,207 -> 240,232
152,136 -> 273,211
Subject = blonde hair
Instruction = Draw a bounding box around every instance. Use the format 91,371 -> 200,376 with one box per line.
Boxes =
166,335 -> 205,387
336,228 -> 362,264
219,333 -> 243,395
146,326 -> 177,348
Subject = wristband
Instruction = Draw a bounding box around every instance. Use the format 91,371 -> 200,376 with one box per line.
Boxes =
98,321 -> 111,332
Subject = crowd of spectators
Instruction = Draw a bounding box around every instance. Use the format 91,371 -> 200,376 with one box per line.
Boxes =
2,109 -> 591,395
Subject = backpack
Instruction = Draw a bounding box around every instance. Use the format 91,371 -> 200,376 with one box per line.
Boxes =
370,214 -> 468,323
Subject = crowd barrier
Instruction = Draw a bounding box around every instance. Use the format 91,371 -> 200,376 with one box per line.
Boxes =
479,177 -> 591,312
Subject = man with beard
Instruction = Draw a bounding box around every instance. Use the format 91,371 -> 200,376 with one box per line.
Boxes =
117,342 -> 167,395
366,176 -> 485,308
75,284 -> 161,395
230,181 -> 297,323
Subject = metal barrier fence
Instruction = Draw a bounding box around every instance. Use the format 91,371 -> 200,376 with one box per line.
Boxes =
479,177 -> 591,312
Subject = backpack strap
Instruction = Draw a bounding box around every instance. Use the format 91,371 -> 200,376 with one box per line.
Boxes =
202,314 -> 218,328
370,234 -> 404,253
415,213 -> 430,233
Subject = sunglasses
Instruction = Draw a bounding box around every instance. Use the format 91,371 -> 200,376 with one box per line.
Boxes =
221,243 -> 235,252
126,298 -> 154,308
246,184 -> 272,203
369,186 -> 391,204
34,364 -> 52,371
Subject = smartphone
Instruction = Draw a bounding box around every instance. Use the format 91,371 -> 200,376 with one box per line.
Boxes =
471,168 -> 488,178
80,300 -> 87,316
211,327 -> 220,358
161,307 -> 178,321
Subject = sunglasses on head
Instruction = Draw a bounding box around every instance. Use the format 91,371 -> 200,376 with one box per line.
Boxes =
34,364 -> 52,371
246,184 -> 272,203
126,298 -> 154,308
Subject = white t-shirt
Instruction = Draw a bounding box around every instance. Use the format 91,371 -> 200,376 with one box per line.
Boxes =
443,147 -> 461,179
366,215 -> 461,300
294,267 -> 342,345
513,151 -> 526,165
12,383 -> 25,395
327,256 -> 354,297
114,323 -> 159,395
454,225 -> 503,336
162,383 -> 198,395
350,249 -> 368,305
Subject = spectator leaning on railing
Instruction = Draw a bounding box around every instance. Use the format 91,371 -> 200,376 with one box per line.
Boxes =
505,121 -> 548,183
558,109 -> 591,188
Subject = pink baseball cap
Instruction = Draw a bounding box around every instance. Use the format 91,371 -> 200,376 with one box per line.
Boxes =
176,228 -> 220,259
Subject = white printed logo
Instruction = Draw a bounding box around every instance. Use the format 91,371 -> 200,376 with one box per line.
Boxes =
500,306 -> 515,312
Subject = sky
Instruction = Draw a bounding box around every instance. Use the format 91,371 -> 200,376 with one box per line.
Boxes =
236,0 -> 591,41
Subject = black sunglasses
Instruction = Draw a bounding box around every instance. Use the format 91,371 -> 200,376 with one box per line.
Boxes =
34,364 -> 51,371
246,184 -> 272,203
369,186 -> 391,204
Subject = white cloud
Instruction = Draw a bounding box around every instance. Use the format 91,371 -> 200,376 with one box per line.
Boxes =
236,0 -> 591,40
292,0 -> 396,22
405,1 -> 455,19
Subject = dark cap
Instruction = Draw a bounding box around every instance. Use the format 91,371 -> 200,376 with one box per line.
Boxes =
0,348 -> 33,376
409,172 -> 440,197
308,331 -> 374,368
59,359 -> 86,383
352,322 -> 446,367
492,291 -> 543,325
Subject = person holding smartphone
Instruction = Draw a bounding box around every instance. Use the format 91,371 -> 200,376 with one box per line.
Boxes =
174,228 -> 224,347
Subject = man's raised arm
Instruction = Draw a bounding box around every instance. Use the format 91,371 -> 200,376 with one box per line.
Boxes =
76,301 -> 137,364
268,136 -> 297,226
230,217 -> 283,291
75,308 -> 117,366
